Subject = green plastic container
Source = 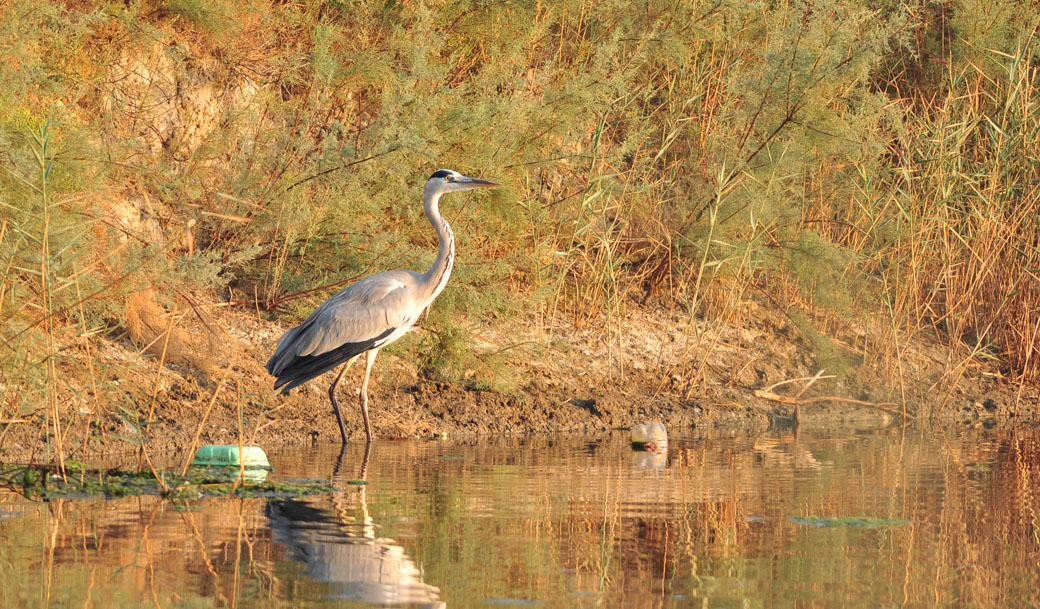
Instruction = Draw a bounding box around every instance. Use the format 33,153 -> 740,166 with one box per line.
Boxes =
191,445 -> 272,470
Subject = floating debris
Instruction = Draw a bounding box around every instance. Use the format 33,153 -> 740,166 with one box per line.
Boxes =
631,422 -> 668,452
192,445 -> 272,470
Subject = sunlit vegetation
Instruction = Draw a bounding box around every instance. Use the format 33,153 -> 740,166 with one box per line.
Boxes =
1,0 -> 1038,453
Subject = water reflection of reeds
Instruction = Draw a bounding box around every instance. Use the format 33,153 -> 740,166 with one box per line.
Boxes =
0,427 -> 1038,608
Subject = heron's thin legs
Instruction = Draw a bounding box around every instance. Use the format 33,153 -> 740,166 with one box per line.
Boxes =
328,354 -> 360,444
358,348 -> 380,444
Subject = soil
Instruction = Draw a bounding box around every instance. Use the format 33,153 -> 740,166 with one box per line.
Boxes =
2,293 -> 1037,463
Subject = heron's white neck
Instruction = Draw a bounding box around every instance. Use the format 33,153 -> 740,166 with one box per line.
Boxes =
421,188 -> 455,304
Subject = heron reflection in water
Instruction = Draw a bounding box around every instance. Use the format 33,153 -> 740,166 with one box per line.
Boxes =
266,446 -> 444,608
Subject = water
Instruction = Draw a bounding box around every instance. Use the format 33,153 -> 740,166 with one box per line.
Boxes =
2,426 -> 1039,608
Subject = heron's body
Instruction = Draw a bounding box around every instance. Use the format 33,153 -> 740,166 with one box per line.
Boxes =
265,270 -> 423,393
266,169 -> 497,443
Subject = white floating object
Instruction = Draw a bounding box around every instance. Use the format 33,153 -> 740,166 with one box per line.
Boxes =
631,422 -> 667,443
630,422 -> 668,451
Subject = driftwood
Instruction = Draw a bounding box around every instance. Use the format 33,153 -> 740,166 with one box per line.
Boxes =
754,369 -> 912,421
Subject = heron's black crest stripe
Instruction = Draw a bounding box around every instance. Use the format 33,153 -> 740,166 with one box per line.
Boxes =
271,327 -> 395,394
429,169 -> 454,180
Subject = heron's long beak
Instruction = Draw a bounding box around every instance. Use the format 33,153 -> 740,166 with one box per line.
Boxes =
458,176 -> 500,188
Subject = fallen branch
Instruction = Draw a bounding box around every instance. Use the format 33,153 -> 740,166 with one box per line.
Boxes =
758,370 -> 833,397
754,369 -> 912,421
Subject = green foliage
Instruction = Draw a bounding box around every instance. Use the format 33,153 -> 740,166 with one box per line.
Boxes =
0,120 -> 94,416
162,0 -> 236,33
417,321 -> 472,385
790,310 -> 850,378
1,0 -> 1039,420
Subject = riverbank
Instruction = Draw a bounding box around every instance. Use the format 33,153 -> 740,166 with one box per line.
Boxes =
1,291 -> 1031,464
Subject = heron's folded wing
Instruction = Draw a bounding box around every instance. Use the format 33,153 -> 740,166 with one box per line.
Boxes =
292,274 -> 418,358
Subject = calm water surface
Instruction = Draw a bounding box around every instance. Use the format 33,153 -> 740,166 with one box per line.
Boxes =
2,426 -> 1039,608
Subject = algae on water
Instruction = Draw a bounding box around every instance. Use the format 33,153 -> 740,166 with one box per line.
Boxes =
2,465 -> 334,500
790,515 -> 911,528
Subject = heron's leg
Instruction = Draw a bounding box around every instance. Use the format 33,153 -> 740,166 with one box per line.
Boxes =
358,348 -> 380,444
329,354 -> 360,444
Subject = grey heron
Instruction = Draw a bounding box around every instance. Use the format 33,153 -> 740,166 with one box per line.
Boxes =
266,169 -> 499,444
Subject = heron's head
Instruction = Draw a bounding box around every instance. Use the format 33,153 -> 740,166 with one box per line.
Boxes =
425,169 -> 499,195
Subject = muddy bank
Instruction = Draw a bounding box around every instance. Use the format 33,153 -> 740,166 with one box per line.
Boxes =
1,298 -> 1036,462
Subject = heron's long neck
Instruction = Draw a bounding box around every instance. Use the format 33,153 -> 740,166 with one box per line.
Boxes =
422,189 -> 455,303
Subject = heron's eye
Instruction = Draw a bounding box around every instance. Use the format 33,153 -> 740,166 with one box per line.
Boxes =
445,175 -> 455,182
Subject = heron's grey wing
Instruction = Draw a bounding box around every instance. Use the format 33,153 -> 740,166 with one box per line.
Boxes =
295,272 -> 419,357
266,271 -> 420,380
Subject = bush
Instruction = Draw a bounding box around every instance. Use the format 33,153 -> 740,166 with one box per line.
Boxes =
1,0 -> 1038,430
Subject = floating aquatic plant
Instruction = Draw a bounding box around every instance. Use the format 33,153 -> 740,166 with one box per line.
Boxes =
790,515 -> 911,528
0,464 -> 334,500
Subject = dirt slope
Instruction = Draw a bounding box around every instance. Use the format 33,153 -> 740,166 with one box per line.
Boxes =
1,294 -> 1033,463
